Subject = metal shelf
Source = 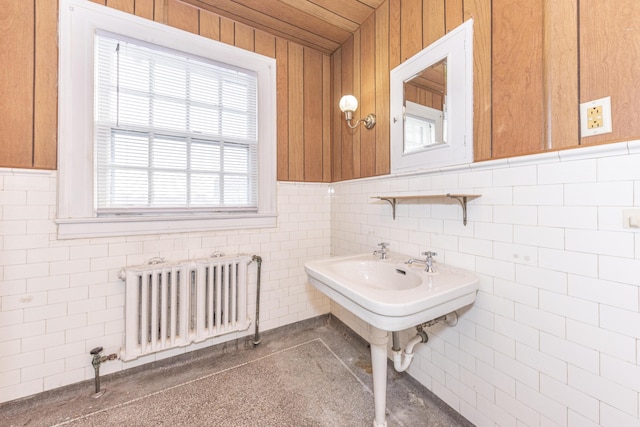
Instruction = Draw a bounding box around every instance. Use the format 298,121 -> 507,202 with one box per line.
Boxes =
371,193 -> 481,225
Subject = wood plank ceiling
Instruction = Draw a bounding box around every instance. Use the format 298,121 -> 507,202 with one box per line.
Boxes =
179,0 -> 385,54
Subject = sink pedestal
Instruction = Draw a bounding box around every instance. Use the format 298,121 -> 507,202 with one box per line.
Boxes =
368,324 -> 389,427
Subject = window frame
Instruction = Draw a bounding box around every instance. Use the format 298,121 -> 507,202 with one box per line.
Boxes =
57,0 -> 277,239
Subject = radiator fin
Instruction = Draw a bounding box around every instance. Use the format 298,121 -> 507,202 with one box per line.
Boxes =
121,255 -> 251,361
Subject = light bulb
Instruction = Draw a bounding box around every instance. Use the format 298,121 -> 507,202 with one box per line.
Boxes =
339,95 -> 358,113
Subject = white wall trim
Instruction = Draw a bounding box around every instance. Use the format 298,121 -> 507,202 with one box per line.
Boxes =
330,140 -> 637,187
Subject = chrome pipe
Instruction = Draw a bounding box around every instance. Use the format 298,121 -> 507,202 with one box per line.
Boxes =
391,331 -> 401,352
252,255 -> 263,346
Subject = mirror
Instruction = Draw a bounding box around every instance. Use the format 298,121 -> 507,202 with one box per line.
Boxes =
390,19 -> 473,173
403,58 -> 447,153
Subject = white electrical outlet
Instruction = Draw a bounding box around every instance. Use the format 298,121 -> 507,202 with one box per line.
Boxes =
623,209 -> 640,229
580,96 -> 612,137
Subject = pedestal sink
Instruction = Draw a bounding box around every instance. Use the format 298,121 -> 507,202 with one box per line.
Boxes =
304,252 -> 479,426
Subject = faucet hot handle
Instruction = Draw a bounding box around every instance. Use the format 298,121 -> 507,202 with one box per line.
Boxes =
379,242 -> 390,249
421,251 -> 437,259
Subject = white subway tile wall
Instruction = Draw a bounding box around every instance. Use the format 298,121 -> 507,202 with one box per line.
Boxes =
330,141 -> 640,427
0,173 -> 331,403
3,140 -> 640,426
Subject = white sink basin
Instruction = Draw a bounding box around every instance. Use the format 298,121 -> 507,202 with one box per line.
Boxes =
330,259 -> 423,290
305,252 -> 479,331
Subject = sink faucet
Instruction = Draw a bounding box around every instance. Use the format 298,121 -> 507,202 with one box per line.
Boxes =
406,251 -> 438,272
374,242 -> 390,260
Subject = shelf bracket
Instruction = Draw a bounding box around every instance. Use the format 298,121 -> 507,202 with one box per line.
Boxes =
379,197 -> 397,220
447,194 -> 470,226
372,193 -> 479,225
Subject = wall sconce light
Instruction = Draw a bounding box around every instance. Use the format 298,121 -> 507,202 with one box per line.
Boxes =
339,95 -> 376,130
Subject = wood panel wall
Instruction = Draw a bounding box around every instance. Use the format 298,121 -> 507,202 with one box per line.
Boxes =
332,0 -> 491,181
404,86 -> 443,110
93,0 -> 333,183
0,0 -> 57,169
579,0 -> 640,146
1,0 -> 332,181
491,0 -> 545,157
486,0 -> 639,156
492,0 -> 579,158
334,0 -> 640,172
4,0 -> 640,179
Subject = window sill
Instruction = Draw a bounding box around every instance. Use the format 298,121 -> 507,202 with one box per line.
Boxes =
55,213 -> 277,239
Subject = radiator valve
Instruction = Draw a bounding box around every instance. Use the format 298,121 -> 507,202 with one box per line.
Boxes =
90,346 -> 118,398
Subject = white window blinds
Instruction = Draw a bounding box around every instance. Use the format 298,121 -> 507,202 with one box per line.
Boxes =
404,114 -> 437,153
94,32 -> 258,214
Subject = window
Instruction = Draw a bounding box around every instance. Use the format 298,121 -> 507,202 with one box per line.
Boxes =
57,0 -> 276,238
403,101 -> 444,154
95,33 -> 258,213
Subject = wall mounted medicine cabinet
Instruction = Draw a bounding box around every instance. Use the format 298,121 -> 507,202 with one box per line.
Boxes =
390,19 -> 474,173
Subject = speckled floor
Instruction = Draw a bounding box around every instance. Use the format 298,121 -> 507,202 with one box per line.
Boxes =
1,315 -> 474,427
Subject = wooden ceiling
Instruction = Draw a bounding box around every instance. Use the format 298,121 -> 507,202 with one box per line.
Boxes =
407,61 -> 446,95
179,0 -> 386,54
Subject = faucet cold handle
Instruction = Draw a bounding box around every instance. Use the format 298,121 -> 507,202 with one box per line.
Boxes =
374,242 -> 390,259
421,251 -> 437,272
